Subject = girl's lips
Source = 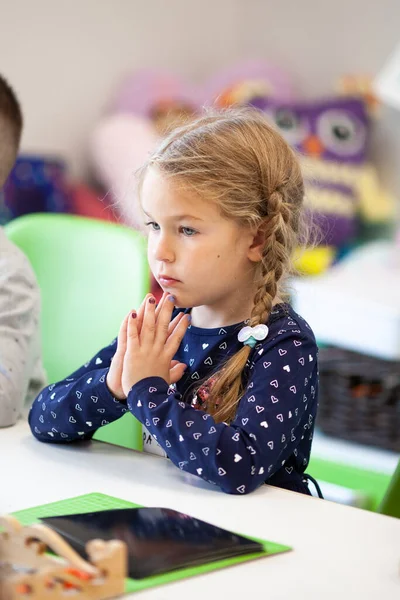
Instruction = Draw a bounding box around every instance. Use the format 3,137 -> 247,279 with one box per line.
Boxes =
159,276 -> 180,285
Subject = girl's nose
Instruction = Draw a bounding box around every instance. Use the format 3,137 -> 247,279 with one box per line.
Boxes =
154,234 -> 175,263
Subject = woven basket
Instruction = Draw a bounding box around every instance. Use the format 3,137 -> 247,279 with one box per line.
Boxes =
318,347 -> 400,453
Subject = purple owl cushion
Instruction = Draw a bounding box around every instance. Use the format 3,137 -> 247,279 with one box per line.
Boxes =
252,96 -> 370,247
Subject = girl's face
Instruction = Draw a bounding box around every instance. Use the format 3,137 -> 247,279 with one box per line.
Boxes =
141,168 -> 262,314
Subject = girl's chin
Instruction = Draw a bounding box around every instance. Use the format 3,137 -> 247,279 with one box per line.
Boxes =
169,293 -> 200,310
171,296 -> 187,309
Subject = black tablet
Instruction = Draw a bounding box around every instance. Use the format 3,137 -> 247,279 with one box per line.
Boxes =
41,507 -> 264,579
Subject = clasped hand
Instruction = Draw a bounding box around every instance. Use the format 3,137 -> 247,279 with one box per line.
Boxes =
106,292 -> 190,400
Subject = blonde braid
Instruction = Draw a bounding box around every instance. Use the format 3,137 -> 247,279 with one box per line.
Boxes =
250,188 -> 293,324
206,188 -> 293,424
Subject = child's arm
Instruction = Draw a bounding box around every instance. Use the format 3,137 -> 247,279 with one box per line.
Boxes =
0,240 -> 43,427
28,338 -> 128,442
125,331 -> 318,495
29,295 -> 186,443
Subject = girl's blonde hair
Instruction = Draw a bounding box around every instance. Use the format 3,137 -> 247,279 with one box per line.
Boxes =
139,107 -> 306,423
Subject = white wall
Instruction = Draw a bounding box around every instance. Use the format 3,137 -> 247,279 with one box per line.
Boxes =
0,0 -> 243,177
243,0 -> 398,96
1,0 -> 399,194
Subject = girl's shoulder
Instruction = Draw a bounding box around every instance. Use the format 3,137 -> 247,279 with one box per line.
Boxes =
263,302 -> 317,347
247,304 -> 318,377
269,302 -> 314,329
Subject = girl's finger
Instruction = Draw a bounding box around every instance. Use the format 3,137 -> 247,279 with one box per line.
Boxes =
169,362 -> 187,384
155,294 -> 175,346
136,293 -> 153,332
167,311 -> 186,336
126,310 -> 140,347
141,295 -> 156,346
116,312 -> 130,355
165,313 -> 191,358
155,291 -> 169,321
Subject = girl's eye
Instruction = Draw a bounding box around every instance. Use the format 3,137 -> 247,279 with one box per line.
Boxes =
181,226 -> 198,237
145,221 -> 160,231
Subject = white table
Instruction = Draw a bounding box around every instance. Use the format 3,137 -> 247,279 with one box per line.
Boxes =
2,421 -> 399,599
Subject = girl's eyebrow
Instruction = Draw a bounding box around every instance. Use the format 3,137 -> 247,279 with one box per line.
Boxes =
143,210 -> 204,222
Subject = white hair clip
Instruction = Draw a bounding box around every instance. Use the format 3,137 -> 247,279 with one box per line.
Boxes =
238,324 -> 269,348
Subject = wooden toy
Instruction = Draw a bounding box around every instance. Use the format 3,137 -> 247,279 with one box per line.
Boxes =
0,515 -> 127,600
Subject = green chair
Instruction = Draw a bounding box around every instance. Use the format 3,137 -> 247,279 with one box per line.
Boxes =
6,213 -> 150,451
378,459 -> 400,519
309,455 -> 393,511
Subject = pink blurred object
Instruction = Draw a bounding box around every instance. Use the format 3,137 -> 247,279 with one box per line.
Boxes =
111,68 -> 200,124
112,63 -> 293,117
90,113 -> 158,228
202,60 -> 295,107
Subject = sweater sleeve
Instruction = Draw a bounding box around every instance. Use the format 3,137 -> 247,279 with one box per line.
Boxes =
0,242 -> 42,427
28,339 -> 128,442
127,331 -> 318,495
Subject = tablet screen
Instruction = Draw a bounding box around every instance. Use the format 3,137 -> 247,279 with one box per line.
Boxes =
41,507 -> 264,579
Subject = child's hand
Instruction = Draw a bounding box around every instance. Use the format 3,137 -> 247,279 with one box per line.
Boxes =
106,292 -> 154,399
121,294 -> 190,396
106,311 -> 131,400
106,293 -> 188,399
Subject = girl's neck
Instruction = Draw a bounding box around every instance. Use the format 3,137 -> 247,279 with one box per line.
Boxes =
190,293 -> 283,329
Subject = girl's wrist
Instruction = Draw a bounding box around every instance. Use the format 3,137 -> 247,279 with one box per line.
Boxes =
105,372 -> 127,402
125,375 -> 170,398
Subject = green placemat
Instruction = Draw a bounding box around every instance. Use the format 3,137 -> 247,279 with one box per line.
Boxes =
12,492 -> 291,594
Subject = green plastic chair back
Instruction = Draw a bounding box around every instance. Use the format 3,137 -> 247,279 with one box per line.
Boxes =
378,459 -> 400,519
5,213 -> 150,451
6,213 -> 150,381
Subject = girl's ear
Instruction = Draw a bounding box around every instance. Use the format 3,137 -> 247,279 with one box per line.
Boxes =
247,223 -> 267,263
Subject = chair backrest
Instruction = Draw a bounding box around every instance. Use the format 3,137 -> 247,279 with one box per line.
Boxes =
378,459 -> 400,519
5,213 -> 150,383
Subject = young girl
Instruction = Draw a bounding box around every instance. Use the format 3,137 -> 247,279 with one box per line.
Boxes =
29,108 -> 319,496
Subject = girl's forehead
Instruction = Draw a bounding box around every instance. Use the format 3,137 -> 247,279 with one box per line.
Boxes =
141,168 -> 220,221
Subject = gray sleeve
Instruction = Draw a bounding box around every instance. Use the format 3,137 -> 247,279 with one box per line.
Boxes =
0,236 -> 43,427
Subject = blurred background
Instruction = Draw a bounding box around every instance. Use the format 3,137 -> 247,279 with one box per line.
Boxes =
1,0 -> 399,510
1,0 -> 399,184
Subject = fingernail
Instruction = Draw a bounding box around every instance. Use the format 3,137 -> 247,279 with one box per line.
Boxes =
131,311 -> 137,318
149,297 -> 156,304
168,295 -> 176,303
187,314 -> 192,322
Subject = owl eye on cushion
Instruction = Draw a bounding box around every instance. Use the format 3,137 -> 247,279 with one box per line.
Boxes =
270,107 -> 309,146
316,109 -> 367,158
249,97 -> 309,147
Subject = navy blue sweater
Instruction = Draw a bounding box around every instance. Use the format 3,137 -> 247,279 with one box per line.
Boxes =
29,304 -> 319,495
